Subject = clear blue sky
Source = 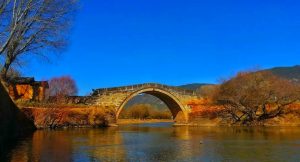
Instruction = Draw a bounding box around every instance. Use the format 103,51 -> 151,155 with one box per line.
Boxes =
24,0 -> 300,95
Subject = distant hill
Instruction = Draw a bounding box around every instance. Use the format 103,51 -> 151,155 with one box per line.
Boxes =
263,65 -> 300,83
124,93 -> 168,109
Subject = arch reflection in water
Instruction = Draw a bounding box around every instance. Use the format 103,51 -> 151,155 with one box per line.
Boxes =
3,124 -> 300,161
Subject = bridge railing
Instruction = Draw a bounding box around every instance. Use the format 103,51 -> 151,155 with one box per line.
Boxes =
92,83 -> 197,96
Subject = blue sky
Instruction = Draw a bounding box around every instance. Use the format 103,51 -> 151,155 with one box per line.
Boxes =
24,0 -> 300,95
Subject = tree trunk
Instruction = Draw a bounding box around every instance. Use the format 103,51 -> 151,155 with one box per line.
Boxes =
1,62 -> 10,81
0,57 -> 12,81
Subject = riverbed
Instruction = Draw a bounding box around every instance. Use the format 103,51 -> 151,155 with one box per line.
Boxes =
2,123 -> 300,161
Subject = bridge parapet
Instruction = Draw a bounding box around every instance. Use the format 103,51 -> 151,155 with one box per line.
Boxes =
92,83 -> 198,96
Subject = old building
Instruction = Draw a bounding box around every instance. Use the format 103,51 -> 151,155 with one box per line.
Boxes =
8,77 -> 49,101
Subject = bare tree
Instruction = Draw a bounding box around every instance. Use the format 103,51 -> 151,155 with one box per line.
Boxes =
48,76 -> 78,102
0,0 -> 77,80
213,71 -> 300,125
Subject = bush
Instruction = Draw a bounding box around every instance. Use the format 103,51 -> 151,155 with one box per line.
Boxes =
48,76 -> 78,103
213,71 -> 300,125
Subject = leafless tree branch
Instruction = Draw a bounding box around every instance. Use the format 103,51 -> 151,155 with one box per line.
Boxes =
0,0 -> 77,80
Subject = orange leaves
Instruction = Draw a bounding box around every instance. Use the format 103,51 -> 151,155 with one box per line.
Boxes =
187,98 -> 224,119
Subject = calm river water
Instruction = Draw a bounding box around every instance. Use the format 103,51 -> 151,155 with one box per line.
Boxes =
2,123 -> 300,162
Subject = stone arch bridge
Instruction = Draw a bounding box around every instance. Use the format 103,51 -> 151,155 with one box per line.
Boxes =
90,83 -> 199,125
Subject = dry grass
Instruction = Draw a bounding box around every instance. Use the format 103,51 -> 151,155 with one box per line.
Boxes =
187,98 -> 223,119
16,100 -> 91,109
187,98 -> 300,126
21,106 -> 114,128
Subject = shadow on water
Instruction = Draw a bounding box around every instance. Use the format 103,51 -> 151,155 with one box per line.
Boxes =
0,131 -> 35,162
2,124 -> 300,161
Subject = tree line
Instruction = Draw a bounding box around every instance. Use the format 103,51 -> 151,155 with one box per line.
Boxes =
119,104 -> 172,120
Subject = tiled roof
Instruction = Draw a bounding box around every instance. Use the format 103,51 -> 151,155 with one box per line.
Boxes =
8,77 -> 49,88
8,77 -> 35,84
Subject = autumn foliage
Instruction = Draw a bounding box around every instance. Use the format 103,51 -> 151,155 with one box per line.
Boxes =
188,98 -> 223,120
213,71 -> 300,125
186,71 -> 300,126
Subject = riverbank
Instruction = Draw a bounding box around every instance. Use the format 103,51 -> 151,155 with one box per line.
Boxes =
21,107 -> 115,129
188,98 -> 300,126
188,115 -> 300,127
16,96 -> 300,128
20,107 -> 300,128
0,82 -> 35,150
117,119 -> 173,124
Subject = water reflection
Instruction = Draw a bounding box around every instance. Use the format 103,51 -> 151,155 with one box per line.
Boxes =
2,123 -> 300,161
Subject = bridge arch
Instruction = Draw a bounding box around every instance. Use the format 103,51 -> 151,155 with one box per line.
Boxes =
116,88 -> 189,124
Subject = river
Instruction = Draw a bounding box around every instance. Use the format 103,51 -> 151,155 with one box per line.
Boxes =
1,123 -> 300,162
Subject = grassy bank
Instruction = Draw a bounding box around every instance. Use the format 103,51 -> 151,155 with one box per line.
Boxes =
188,98 -> 300,126
21,106 -> 115,129
16,97 -> 300,129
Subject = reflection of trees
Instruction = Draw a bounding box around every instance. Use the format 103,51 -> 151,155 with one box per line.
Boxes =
4,126 -> 300,161
81,127 -> 127,161
118,124 -> 202,161
6,128 -> 127,162
9,130 -> 73,162
33,130 -> 73,162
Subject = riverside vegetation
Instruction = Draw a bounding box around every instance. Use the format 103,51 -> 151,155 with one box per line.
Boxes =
18,100 -> 115,129
2,68 -> 300,131
188,71 -> 300,126
16,70 -> 300,128
19,102 -> 172,128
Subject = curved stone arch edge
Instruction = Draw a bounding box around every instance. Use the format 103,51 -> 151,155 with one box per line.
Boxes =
115,88 -> 189,123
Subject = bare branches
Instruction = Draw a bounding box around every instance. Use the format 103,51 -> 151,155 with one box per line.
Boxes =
0,0 -> 11,15
0,0 -> 77,80
213,71 -> 300,125
48,76 -> 78,103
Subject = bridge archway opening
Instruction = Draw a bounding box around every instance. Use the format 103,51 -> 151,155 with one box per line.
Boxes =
118,93 -> 173,120
116,88 -> 188,124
